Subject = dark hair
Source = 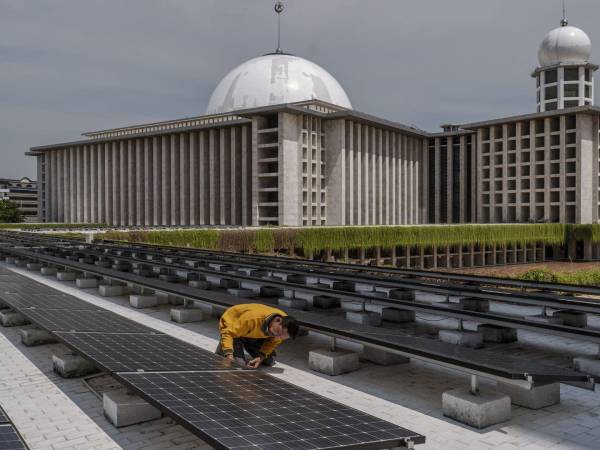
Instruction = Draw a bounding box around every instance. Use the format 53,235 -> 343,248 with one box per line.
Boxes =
281,316 -> 300,339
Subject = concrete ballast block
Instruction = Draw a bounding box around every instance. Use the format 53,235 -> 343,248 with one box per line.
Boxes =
189,280 -> 211,289
20,328 -> 58,346
439,330 -> 483,348
0,311 -> 30,327
129,295 -> 158,309
553,310 -> 587,328
312,296 -> 340,309
227,288 -> 254,298
443,388 -> 511,428
53,353 -> 98,378
308,349 -> 360,376
458,297 -> 490,312
57,271 -> 77,281
41,267 -> 58,276
76,278 -> 98,289
99,285 -> 127,297
573,356 -> 600,377
103,390 -> 161,427
496,382 -> 560,409
26,263 -> 42,271
341,301 -> 365,312
170,308 -> 205,323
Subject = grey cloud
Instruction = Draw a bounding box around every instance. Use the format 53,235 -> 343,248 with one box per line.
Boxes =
0,0 -> 598,178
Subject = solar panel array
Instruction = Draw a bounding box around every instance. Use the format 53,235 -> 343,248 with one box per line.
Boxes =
0,267 -> 425,450
0,426 -> 27,450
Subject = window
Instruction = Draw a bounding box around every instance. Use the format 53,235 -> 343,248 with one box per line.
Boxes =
564,67 -> 579,81
545,101 -> 557,111
536,75 -> 540,87
545,85 -> 557,100
585,85 -> 591,98
545,69 -> 557,84
564,100 -> 579,108
586,69 -> 592,82
564,84 -> 579,98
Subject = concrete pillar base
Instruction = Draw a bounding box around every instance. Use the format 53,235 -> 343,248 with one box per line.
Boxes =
308,349 -> 360,376
361,347 -> 410,366
458,298 -> 490,312
57,271 -> 77,281
386,288 -> 416,301
99,285 -> 127,297
168,295 -> 184,306
553,310 -> 587,328
20,328 -> 58,346
226,288 -> 254,298
52,353 -> 97,378
188,280 -> 211,289
26,263 -> 42,271
341,301 -> 365,312
103,390 -> 161,427
15,259 -> 27,267
439,330 -> 483,348
76,278 -> 98,289
365,305 -> 415,323
220,278 -> 240,289
346,312 -> 382,327
477,325 -> 517,343
41,267 -> 58,276
129,295 -> 158,309
573,356 -> 600,377
0,311 -> 30,327
496,382 -> 560,409
5,257 -> 15,264
442,388 -> 511,428
312,296 -> 340,309
170,308 -> 205,323
277,298 -> 308,310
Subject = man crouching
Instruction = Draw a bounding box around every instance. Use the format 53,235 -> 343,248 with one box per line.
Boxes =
216,303 -> 300,369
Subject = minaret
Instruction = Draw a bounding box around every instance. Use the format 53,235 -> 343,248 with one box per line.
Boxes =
532,3 -> 597,112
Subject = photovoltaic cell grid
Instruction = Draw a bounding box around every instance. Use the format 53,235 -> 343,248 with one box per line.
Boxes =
0,407 -> 7,423
54,332 -> 241,373
118,371 -> 424,450
0,425 -> 27,450
22,309 -> 160,334
0,290 -> 103,311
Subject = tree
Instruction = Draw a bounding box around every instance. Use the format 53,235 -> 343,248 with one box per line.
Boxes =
0,200 -> 24,223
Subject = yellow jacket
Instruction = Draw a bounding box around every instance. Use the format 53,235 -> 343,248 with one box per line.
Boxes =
219,304 -> 287,357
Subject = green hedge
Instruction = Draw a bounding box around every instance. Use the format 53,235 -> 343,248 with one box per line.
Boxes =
518,268 -> 600,286
101,223 -> 589,254
0,223 -> 107,230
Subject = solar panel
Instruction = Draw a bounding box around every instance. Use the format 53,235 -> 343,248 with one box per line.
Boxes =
0,408 -> 7,423
54,332 -> 240,373
0,291 -> 102,311
22,309 -> 159,334
117,371 -> 425,450
0,425 -> 27,450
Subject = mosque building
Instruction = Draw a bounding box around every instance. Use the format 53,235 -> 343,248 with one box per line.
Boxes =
29,7 -> 600,228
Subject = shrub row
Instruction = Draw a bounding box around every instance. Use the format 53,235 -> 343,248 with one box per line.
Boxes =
100,223 -> 600,254
518,268 -> 600,286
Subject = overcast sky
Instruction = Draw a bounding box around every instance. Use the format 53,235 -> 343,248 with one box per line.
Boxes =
1,0 -> 599,179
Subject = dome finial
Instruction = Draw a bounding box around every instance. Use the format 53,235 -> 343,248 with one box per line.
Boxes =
274,1 -> 285,54
560,0 -> 568,26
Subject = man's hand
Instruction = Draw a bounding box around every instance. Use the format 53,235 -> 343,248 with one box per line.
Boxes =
225,353 -> 234,365
246,356 -> 264,369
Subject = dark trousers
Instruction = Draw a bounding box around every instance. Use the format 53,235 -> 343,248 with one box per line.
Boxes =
215,338 -> 275,366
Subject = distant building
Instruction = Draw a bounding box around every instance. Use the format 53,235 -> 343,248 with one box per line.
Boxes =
27,15 -> 600,226
0,177 -> 39,222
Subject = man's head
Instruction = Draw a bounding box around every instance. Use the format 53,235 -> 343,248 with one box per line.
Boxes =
268,315 -> 300,340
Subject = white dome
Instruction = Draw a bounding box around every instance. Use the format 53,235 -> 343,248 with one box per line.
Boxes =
206,53 -> 352,114
538,24 -> 592,67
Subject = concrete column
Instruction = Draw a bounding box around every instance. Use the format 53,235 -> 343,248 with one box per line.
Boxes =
97,143 -> 104,224
543,118 -> 551,221
576,114 -> 595,223
75,147 -> 82,222
200,130 -> 209,225
378,129 -> 384,224
476,129 -> 484,222
515,122 -> 523,222
278,113 -> 302,226
362,125 -> 369,225
355,124 -> 362,225
152,137 -> 161,226
119,141 -> 127,226
370,128 -> 377,224
112,142 -> 120,226
209,129 -> 217,225
127,140 -> 136,226
219,128 -> 228,225
104,143 -> 113,225
391,132 -> 397,224
189,132 -> 198,225
161,135 -> 171,225
89,146 -> 96,223
229,128 -> 237,225
251,120 -> 259,226
143,138 -> 152,226
502,124 -> 509,222
180,133 -> 190,225
241,127 -> 248,226
434,138 -> 440,223
83,146 -> 90,223
559,116 -> 567,222
324,119 -> 345,225
69,148 -> 77,223
170,134 -> 180,226
135,138 -> 144,226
